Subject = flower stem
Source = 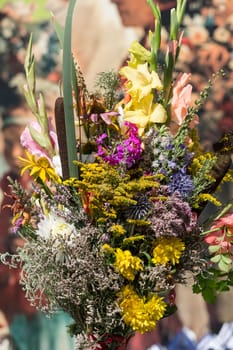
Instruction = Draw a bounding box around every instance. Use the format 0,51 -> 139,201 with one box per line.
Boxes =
62,0 -> 79,178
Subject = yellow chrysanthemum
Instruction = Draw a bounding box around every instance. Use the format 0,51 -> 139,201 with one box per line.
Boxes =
152,237 -> 185,266
123,94 -> 167,135
114,248 -> 143,281
120,63 -> 163,101
19,151 -> 60,183
118,285 -> 166,333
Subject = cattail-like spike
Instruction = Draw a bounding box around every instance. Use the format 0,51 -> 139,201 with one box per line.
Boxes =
54,97 -> 70,180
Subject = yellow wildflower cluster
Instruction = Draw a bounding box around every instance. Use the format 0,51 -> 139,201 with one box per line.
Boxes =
118,285 -> 166,333
109,225 -> 126,236
221,169 -> 233,184
126,219 -> 150,226
152,237 -> 185,266
190,152 -> 217,178
75,161 -> 159,224
114,248 -> 143,281
123,235 -> 145,245
193,193 -> 221,208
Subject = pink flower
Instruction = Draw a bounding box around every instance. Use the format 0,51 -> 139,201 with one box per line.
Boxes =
205,213 -> 233,256
167,32 -> 183,59
20,117 -> 58,161
170,73 -> 197,134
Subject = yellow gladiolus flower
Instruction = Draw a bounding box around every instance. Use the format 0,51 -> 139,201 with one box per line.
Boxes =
120,63 -> 163,101
123,94 -> 167,135
127,40 -> 151,67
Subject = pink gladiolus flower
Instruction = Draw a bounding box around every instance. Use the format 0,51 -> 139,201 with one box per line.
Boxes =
170,73 -> 196,134
20,117 -> 58,161
205,213 -> 233,257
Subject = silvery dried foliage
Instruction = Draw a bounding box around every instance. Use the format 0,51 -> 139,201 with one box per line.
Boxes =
15,224 -> 127,340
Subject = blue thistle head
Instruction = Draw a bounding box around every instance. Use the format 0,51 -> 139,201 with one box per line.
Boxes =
169,168 -> 194,199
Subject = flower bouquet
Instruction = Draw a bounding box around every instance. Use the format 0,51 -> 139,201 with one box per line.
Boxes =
2,0 -> 233,349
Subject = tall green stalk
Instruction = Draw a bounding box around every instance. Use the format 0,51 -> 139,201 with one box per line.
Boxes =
62,0 -> 79,178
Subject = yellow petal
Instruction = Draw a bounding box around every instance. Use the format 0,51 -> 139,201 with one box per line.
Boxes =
149,103 -> 168,124
120,63 -> 163,101
123,110 -> 148,129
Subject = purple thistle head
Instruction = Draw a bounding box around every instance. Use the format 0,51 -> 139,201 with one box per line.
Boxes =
169,168 -> 194,199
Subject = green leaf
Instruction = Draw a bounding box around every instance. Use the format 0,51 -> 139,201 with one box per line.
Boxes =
208,245 -> 220,253
163,304 -> 177,318
141,251 -> 152,264
192,284 -> 201,294
211,255 -> 221,263
24,34 -> 36,94
147,0 -> 161,21
170,8 -> 178,40
62,0 -> 79,179
51,12 -> 64,49
217,280 -> 230,292
228,270 -> 233,282
37,93 -> 48,128
218,260 -> 230,272
177,0 -> 187,26
221,255 -> 232,264
202,288 -> 217,303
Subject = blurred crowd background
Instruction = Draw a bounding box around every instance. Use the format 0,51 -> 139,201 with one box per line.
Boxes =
0,0 -> 232,349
